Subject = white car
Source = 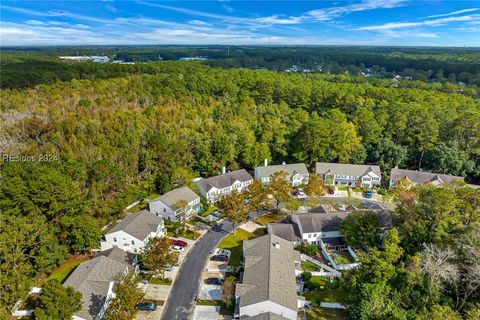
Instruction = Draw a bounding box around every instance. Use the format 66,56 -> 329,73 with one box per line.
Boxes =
170,245 -> 184,253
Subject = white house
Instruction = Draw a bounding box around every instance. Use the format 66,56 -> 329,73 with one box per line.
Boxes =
100,209 -> 166,253
316,162 -> 381,188
254,160 -> 309,186
63,251 -> 132,320
195,168 -> 253,203
149,186 -> 201,221
235,234 -> 301,320
389,168 -> 465,189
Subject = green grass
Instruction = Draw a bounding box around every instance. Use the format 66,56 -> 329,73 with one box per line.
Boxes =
46,254 -> 90,283
302,260 -> 320,272
305,308 -> 347,320
217,228 -> 252,267
149,277 -> 172,285
145,193 -> 161,200
254,213 -> 283,226
195,300 -> 235,315
304,276 -> 345,304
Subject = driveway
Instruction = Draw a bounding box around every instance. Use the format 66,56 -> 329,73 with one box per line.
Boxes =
161,220 -> 233,320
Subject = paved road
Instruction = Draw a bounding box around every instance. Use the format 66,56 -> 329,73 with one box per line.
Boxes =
161,220 -> 233,320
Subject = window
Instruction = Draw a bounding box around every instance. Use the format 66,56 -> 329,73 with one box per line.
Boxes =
113,237 -> 117,242
131,240 -> 135,245
313,233 -> 317,237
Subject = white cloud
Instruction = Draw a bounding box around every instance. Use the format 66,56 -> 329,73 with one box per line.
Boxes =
189,20 -> 210,26
222,5 -> 234,13
25,19 -> 45,25
308,0 -> 406,21
427,8 -> 479,19
357,14 -> 480,30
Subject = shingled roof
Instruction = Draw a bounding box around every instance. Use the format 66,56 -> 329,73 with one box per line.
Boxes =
246,312 -> 291,320
195,169 -> 253,193
267,223 -> 301,242
255,163 -> 308,178
152,186 -> 199,207
95,247 -> 136,272
316,162 -> 381,177
236,234 -> 298,313
390,168 -> 464,185
63,255 -> 129,320
106,209 -> 162,241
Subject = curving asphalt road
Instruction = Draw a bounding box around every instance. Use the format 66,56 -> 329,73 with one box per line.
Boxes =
161,220 -> 233,320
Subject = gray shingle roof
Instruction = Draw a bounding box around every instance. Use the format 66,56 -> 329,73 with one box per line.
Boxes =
106,209 -> 163,241
236,234 -> 298,313
152,186 -> 199,207
267,223 -> 301,242
63,255 -> 129,320
390,168 -> 464,185
195,169 -> 253,193
316,162 -> 381,177
95,247 -> 136,272
245,312 -> 291,320
255,163 -> 308,178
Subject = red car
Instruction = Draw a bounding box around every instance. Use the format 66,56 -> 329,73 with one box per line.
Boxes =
327,188 -> 335,195
173,239 -> 188,247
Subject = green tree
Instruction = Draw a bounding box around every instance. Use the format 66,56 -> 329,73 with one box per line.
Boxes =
266,171 -> 291,211
244,179 -> 270,212
340,212 -> 382,249
141,237 -> 177,278
34,280 -> 82,320
103,273 -> 144,320
217,190 -> 250,229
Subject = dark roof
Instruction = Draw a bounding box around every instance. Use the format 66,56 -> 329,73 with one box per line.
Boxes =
195,169 -> 253,193
390,168 -> 464,185
106,209 -> 163,241
309,205 -> 329,213
95,247 -> 136,272
267,223 -> 301,242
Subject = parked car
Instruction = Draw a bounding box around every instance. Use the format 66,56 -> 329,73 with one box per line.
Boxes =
217,249 -> 231,257
210,255 -> 228,262
206,277 -> 224,285
173,239 -> 188,247
363,190 -> 373,198
165,264 -> 173,272
136,302 -> 157,311
327,188 -> 335,195
170,245 -> 184,253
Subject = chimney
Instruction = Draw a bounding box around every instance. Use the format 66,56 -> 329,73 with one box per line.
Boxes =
273,242 -> 280,249
221,166 -> 226,174
282,161 -> 286,165
264,159 -> 268,167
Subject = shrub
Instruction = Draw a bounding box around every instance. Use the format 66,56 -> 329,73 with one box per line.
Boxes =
301,271 -> 312,282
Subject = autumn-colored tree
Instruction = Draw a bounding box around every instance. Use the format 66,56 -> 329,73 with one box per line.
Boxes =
285,198 -> 301,215
244,179 -> 270,212
103,273 -> 144,320
217,190 -> 249,229
304,174 -> 326,197
141,237 -> 177,278
267,171 -> 291,211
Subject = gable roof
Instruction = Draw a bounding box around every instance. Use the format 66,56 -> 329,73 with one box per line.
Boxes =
95,247 -> 136,272
246,312 -> 291,320
316,162 -> 381,177
152,186 -> 199,207
106,209 -> 162,241
267,223 -> 301,242
236,234 -> 298,313
63,255 -> 128,320
255,163 -> 308,178
390,168 -> 464,185
195,169 -> 253,193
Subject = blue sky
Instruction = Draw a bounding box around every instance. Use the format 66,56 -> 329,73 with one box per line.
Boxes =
1,1 -> 479,46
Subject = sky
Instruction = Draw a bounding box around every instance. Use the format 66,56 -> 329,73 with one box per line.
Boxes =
1,0 -> 479,47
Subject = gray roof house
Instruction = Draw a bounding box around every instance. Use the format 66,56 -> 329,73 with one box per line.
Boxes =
235,234 -> 300,320
316,162 -> 381,188
245,312 -> 291,320
266,223 -> 301,243
149,186 -> 201,221
389,168 -> 465,188
254,161 -> 309,186
195,169 -> 253,203
100,210 -> 165,253
63,254 -> 130,320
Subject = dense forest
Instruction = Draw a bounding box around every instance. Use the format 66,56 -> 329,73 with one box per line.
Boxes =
0,59 -> 479,317
2,46 -> 480,89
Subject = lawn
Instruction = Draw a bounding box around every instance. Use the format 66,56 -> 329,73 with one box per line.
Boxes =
217,228 -> 252,267
164,220 -> 201,240
254,213 -> 283,226
46,254 -> 90,283
149,277 -> 172,285
304,276 -> 345,304
302,260 -> 320,272
305,308 -> 347,320
333,251 -> 355,265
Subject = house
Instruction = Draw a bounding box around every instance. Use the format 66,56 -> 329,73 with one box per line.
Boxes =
195,168 -> 253,203
254,160 -> 309,186
95,247 -> 139,274
389,168 -> 465,188
63,252 -> 132,320
149,186 -> 201,221
235,234 -> 301,320
100,210 -> 166,253
316,162 -> 381,188
267,223 -> 301,244
244,313 -> 292,320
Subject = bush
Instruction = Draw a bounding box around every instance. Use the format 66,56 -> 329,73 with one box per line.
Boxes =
377,189 -> 387,195
302,271 -> 312,282
296,244 -> 319,256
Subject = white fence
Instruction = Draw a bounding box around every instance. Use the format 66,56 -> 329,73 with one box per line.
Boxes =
301,254 -> 341,278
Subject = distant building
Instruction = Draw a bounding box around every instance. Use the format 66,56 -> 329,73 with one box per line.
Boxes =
254,160 -> 309,186
149,186 -> 201,221
100,210 -> 165,253
389,168 -> 465,188
63,249 -> 135,320
195,168 -> 253,203
316,162 -> 381,188
59,56 -> 110,63
235,234 -> 302,320
179,56 -> 207,61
